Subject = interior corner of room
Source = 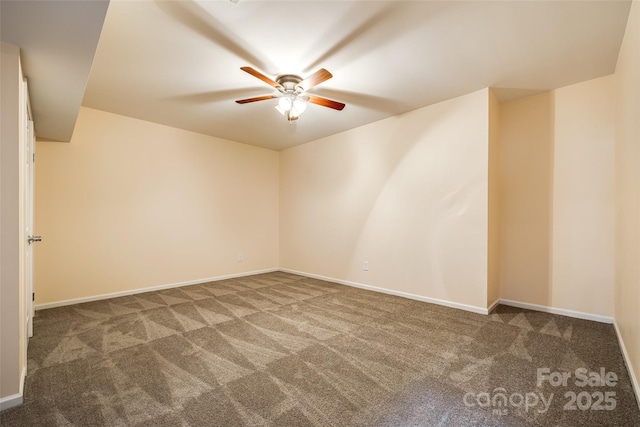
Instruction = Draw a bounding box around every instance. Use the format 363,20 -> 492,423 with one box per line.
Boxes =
1,0 -> 639,418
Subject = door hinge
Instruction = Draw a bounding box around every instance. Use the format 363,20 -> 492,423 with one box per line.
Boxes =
32,293 -> 35,302
33,153 -> 35,163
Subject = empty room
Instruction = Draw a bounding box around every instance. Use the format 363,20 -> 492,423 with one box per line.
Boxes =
1,0 -> 639,425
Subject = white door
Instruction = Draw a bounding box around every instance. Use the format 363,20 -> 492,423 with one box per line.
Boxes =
25,119 -> 38,338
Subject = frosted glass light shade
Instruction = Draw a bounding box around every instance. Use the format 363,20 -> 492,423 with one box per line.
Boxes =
276,96 -> 307,121
293,99 -> 307,114
278,97 -> 292,111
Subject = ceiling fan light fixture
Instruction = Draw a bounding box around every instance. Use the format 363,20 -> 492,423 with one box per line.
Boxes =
237,67 -> 345,121
286,110 -> 300,122
276,104 -> 301,122
293,98 -> 307,114
278,96 -> 292,111
276,95 -> 307,121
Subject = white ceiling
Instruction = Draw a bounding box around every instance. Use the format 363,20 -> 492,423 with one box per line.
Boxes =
3,1 -> 632,150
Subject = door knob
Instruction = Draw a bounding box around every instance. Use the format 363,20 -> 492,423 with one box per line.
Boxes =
27,235 -> 42,244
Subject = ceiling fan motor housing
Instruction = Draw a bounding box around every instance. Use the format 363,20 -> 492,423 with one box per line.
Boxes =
276,74 -> 303,92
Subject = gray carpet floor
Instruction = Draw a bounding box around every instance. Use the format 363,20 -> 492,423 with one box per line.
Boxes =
1,271 -> 638,426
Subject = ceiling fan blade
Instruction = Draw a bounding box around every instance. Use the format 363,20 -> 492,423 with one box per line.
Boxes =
306,95 -> 345,111
297,68 -> 333,91
235,95 -> 277,104
240,67 -> 282,90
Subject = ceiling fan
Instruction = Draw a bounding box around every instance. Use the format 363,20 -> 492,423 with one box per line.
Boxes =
236,67 -> 345,122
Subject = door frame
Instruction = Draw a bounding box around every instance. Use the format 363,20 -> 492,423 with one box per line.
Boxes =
23,78 -> 35,340
25,118 -> 35,338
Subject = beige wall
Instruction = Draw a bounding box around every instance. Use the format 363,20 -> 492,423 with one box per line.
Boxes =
1,42 -> 26,404
551,75 -> 615,317
487,89 -> 500,307
615,0 -> 640,401
35,107 -> 279,305
280,89 -> 490,311
499,75 -> 615,318
499,91 -> 554,306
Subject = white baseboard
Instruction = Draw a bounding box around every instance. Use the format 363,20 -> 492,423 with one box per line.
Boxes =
499,299 -> 614,324
35,268 -> 279,310
487,298 -> 500,314
280,270 -> 618,324
0,366 -> 26,412
279,268 -> 490,315
614,321 -> 640,410
0,393 -> 22,412
34,267 -> 616,325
